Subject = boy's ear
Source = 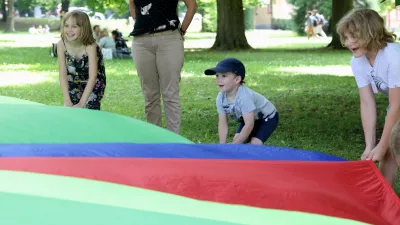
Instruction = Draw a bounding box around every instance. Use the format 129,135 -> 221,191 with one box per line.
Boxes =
235,75 -> 242,84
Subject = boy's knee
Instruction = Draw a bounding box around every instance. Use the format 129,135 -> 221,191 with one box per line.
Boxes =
250,137 -> 263,145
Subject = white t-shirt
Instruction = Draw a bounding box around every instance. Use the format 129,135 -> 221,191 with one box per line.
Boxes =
351,42 -> 400,94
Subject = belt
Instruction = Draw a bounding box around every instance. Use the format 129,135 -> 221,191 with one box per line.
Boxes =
137,29 -> 177,37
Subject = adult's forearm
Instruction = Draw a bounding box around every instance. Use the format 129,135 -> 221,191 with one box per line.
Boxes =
181,1 -> 198,31
129,0 -> 136,20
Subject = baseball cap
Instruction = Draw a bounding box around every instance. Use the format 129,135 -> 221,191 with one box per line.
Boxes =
204,58 -> 246,80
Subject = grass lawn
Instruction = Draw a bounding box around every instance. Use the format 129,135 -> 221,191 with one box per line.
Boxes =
0,30 -> 399,195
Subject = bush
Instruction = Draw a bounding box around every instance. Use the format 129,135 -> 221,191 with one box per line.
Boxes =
200,2 -> 217,33
244,7 -> 256,30
0,17 -> 61,32
0,17 -> 133,36
271,19 -> 293,30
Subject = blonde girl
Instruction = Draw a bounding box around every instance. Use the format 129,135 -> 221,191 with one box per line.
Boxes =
57,10 -> 106,110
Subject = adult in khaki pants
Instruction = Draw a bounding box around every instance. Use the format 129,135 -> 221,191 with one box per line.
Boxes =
129,0 -> 197,134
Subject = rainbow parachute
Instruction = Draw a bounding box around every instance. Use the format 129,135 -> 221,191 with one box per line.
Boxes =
1,96 -> 399,225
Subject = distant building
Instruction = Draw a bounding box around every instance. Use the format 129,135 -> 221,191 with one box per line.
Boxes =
254,0 -> 294,29
385,6 -> 400,32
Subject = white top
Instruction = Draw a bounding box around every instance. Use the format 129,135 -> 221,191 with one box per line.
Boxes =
351,42 -> 400,94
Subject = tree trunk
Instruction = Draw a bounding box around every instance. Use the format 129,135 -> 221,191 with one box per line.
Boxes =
60,0 -> 70,31
327,0 -> 353,49
61,0 -> 70,14
6,0 -> 15,32
2,0 -> 6,22
211,0 -> 252,51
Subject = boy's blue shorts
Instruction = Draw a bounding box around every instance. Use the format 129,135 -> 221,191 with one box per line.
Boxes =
236,112 -> 279,143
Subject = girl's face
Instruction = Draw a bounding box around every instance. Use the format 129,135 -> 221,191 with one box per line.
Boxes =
215,72 -> 241,93
64,17 -> 81,42
343,31 -> 367,58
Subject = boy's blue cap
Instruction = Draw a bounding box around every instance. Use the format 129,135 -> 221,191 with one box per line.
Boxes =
204,58 -> 246,80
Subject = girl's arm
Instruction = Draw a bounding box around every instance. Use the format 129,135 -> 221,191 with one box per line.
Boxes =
359,85 -> 377,159
218,113 -> 229,144
56,40 -> 72,106
180,0 -> 198,32
75,43 -> 98,107
129,0 -> 136,20
232,112 -> 254,144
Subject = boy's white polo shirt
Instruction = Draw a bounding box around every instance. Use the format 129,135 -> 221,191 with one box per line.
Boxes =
350,42 -> 400,94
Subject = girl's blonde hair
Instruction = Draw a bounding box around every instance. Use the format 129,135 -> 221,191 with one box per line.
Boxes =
61,10 -> 95,46
336,8 -> 396,51
391,120 -> 400,159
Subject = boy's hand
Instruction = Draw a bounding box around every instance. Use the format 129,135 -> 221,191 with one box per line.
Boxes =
233,134 -> 239,143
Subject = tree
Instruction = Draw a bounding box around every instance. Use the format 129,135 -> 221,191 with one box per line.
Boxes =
86,0 -> 128,15
327,0 -> 353,49
380,0 -> 400,8
2,0 -> 6,22
211,0 -> 252,50
6,0 -> 15,32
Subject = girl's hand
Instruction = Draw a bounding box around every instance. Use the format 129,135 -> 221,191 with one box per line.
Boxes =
73,102 -> 85,108
64,100 -> 73,107
366,145 -> 386,162
361,146 -> 373,160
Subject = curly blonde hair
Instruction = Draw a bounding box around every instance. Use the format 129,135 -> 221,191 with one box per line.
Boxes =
336,8 -> 396,51
61,10 -> 95,46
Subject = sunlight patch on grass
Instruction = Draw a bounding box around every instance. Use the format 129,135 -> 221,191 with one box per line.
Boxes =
0,64 -> 31,70
182,72 -> 195,77
0,71 -> 56,86
0,34 -> 59,47
274,65 -> 353,77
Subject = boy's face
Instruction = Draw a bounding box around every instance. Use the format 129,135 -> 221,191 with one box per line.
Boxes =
343,31 -> 367,58
215,72 -> 241,93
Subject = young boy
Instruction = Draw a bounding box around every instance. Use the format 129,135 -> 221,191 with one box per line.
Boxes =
204,58 -> 279,145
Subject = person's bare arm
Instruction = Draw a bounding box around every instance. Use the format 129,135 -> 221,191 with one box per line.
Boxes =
232,112 -> 254,144
377,88 -> 400,150
218,113 -> 229,144
56,40 -> 72,106
129,0 -> 136,20
180,0 -> 198,32
359,85 -> 377,159
75,43 -> 98,107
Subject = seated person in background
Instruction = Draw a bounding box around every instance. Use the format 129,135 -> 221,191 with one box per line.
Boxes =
28,25 -> 38,34
99,29 -> 117,58
93,25 -> 101,43
111,30 -> 131,59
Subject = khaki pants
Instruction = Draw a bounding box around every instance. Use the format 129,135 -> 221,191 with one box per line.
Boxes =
132,29 -> 184,134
